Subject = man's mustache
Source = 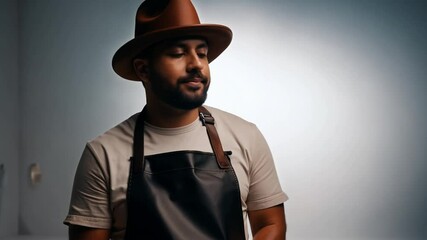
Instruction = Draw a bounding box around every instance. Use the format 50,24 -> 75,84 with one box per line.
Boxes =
178,72 -> 208,83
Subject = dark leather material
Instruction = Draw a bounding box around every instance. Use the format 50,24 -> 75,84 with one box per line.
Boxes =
125,107 -> 245,240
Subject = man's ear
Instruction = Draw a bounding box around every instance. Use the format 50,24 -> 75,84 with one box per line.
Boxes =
133,58 -> 150,83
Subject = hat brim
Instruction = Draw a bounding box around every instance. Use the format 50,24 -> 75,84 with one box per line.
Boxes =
112,24 -> 232,80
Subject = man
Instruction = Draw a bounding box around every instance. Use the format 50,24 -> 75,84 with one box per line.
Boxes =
64,0 -> 288,239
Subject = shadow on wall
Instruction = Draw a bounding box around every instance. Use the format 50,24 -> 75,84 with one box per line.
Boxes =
0,163 -> 4,220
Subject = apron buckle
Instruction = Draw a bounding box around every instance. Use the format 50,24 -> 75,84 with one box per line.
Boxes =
199,112 -> 214,126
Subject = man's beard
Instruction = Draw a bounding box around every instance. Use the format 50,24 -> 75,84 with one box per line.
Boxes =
150,69 -> 209,110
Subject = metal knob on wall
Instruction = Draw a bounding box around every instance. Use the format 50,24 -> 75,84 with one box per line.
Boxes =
29,163 -> 42,185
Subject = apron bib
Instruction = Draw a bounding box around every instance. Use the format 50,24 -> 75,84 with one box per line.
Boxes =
124,107 -> 246,240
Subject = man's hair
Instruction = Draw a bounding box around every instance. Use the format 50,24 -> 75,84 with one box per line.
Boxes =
134,45 -> 155,61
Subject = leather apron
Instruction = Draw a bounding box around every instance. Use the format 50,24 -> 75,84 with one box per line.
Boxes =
124,106 -> 246,240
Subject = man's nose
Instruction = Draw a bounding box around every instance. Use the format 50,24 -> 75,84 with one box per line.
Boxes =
186,52 -> 203,72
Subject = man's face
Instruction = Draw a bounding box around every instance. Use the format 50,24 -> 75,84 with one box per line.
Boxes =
145,38 -> 211,110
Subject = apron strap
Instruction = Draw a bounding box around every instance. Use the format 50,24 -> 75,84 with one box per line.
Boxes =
131,106 -> 231,173
131,108 -> 146,174
199,106 -> 231,169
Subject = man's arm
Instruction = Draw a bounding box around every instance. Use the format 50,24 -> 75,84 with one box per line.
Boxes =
68,225 -> 110,240
248,204 -> 286,240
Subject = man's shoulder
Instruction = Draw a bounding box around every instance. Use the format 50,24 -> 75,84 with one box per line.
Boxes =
88,113 -> 139,150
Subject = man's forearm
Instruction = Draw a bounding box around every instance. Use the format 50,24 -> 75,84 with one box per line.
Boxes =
253,223 -> 286,240
249,204 -> 287,240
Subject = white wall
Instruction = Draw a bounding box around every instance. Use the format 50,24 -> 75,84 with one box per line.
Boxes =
17,0 -> 144,236
5,0 -> 427,239
0,0 -> 19,238
200,1 -> 427,239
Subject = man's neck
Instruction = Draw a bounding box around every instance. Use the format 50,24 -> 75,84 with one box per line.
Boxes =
144,103 -> 200,128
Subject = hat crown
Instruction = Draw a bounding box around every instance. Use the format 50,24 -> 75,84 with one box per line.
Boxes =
112,0 -> 232,80
135,0 -> 201,37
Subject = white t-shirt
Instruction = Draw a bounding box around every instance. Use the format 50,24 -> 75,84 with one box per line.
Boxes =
64,106 -> 288,239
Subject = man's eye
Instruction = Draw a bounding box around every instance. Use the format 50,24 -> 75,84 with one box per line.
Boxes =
169,53 -> 184,58
198,52 -> 207,58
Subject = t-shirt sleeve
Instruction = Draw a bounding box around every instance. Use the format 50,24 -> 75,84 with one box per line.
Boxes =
63,144 -> 112,229
246,126 -> 288,210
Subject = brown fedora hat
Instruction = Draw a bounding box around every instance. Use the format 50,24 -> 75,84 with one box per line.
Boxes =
112,0 -> 233,80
